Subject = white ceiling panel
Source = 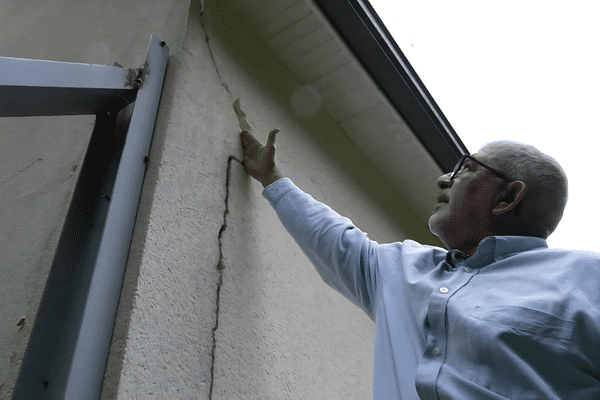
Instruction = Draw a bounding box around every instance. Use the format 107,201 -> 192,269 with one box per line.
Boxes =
234,0 -> 444,223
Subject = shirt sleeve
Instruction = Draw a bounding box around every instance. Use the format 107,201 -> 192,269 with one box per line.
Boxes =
263,178 -> 378,319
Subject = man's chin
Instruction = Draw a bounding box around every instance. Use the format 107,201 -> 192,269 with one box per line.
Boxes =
428,216 -> 441,238
428,215 -> 449,244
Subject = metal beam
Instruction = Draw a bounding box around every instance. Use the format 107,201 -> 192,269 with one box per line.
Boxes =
0,57 -> 137,116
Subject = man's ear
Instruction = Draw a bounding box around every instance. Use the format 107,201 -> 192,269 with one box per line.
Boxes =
491,181 -> 527,215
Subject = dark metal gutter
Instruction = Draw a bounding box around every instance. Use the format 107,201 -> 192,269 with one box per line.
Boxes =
312,0 -> 468,171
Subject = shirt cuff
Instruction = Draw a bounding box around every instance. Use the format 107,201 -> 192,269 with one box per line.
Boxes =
262,177 -> 295,206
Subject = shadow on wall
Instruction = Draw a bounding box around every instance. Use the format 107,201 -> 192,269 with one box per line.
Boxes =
0,114 -> 94,399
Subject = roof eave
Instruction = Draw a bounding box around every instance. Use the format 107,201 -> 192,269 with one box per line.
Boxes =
311,0 -> 468,171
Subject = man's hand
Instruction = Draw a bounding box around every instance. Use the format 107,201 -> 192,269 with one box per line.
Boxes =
240,129 -> 285,188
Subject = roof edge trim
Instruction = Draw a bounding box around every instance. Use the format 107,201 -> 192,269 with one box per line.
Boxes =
311,0 -> 468,171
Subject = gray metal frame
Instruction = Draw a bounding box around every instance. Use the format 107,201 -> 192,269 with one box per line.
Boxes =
7,35 -> 169,399
0,55 -> 137,117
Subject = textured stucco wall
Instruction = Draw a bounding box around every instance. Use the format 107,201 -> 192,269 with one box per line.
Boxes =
1,0 -> 436,398
100,1 -> 233,397
202,0 -> 432,398
104,0 -> 433,398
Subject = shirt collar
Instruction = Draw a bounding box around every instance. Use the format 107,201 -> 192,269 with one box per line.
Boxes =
463,236 -> 548,269
445,249 -> 469,269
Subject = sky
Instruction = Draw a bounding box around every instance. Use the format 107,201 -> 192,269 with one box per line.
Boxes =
368,0 -> 598,252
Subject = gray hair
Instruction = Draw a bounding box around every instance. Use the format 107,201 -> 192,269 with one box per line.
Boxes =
479,141 -> 568,238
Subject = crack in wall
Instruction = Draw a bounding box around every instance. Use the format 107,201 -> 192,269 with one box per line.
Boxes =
200,15 -> 231,96
2,158 -> 43,185
233,99 -> 252,132
208,154 -> 241,399
201,11 -> 250,398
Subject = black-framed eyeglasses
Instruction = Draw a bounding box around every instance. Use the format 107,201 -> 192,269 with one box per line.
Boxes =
450,154 -> 514,181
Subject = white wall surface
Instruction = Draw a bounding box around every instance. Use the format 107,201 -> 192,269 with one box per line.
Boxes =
103,0 -> 435,398
1,0 -> 438,398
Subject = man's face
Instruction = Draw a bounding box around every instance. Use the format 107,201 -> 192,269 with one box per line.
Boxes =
428,151 -> 504,253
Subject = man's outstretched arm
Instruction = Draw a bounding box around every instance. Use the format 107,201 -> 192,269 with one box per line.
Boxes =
240,129 -> 286,187
239,129 -> 378,317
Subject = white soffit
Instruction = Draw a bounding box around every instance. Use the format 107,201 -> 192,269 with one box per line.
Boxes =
235,0 -> 444,222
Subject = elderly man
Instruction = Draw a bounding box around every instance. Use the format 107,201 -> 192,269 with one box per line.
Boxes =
240,130 -> 600,399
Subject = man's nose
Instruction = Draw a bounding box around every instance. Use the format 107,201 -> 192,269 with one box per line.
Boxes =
436,173 -> 453,189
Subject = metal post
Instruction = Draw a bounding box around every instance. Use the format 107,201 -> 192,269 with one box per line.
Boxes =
63,35 -> 169,399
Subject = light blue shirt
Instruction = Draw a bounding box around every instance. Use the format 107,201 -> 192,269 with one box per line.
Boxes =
264,178 -> 600,399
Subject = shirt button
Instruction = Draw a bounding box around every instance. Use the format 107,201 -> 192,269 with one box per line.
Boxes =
439,287 -> 449,294
464,267 -> 473,273
432,347 -> 441,356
